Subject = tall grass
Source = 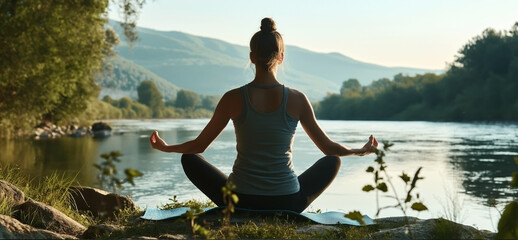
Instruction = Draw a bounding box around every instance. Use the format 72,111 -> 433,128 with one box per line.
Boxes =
0,198 -> 15,216
0,166 -> 26,216
0,165 -> 94,226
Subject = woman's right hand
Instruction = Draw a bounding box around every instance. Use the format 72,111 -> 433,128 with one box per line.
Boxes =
360,135 -> 378,155
150,131 -> 168,152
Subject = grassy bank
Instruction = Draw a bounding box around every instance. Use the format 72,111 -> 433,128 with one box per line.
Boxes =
0,165 -> 93,226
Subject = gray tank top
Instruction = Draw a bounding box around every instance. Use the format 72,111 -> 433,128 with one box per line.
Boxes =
228,84 -> 300,195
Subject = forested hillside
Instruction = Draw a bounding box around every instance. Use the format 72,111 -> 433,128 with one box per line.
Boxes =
108,20 -> 439,100
316,23 -> 518,121
97,56 -> 181,100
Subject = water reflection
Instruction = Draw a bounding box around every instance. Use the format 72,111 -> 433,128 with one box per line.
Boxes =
449,135 -> 518,203
0,137 -> 99,186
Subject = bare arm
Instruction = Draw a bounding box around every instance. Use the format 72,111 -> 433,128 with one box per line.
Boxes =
149,91 -> 235,154
297,92 -> 378,156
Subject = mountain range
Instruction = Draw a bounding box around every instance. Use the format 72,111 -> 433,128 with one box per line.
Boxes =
97,20 -> 442,101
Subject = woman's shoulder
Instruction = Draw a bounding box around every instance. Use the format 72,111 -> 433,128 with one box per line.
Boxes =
287,87 -> 309,102
223,87 -> 242,100
286,87 -> 311,120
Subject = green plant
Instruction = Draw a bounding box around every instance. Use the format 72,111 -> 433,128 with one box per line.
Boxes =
0,198 -> 15,217
221,181 -> 239,226
93,151 -> 143,193
432,218 -> 462,240
159,195 -> 216,210
158,196 -> 214,238
184,205 -> 212,239
346,141 -> 427,239
214,220 -> 300,239
496,156 -> 518,239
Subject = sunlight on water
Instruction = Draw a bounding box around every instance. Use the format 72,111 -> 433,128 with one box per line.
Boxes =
1,119 -> 517,231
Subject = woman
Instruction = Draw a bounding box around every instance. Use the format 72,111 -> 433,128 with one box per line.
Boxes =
150,18 -> 378,212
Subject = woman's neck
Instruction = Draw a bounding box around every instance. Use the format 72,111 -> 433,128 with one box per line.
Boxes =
252,68 -> 279,86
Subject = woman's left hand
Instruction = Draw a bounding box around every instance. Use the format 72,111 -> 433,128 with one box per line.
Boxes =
150,131 -> 168,152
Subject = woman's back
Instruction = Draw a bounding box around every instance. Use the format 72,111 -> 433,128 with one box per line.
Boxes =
229,84 -> 299,195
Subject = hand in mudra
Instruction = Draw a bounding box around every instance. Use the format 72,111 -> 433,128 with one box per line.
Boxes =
361,135 -> 378,155
150,131 -> 168,152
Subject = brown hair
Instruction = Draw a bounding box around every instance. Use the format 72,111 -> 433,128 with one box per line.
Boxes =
250,18 -> 285,72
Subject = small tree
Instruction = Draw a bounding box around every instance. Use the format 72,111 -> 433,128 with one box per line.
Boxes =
137,80 -> 164,117
175,90 -> 201,110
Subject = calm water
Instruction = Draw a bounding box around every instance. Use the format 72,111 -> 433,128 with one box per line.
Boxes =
1,119 -> 517,231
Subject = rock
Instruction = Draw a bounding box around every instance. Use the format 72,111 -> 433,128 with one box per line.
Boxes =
14,199 -> 86,236
91,122 -> 112,131
68,186 -> 137,220
129,236 -> 158,240
0,180 -> 25,206
371,218 -> 496,240
295,225 -> 339,235
81,224 -> 124,239
0,215 -> 76,239
374,216 -> 420,229
158,234 -> 189,239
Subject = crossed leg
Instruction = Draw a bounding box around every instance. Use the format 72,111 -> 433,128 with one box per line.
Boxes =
180,154 -> 341,212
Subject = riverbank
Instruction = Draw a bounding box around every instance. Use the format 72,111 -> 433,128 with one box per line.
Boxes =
0,178 -> 496,239
32,121 -> 113,140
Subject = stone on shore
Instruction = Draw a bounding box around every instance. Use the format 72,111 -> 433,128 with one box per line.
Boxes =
81,223 -> 124,239
68,186 -> 137,220
372,217 -> 496,240
14,198 -> 86,236
0,180 -> 25,206
0,215 -> 77,239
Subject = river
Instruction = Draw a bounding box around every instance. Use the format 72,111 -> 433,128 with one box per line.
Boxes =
1,119 -> 517,231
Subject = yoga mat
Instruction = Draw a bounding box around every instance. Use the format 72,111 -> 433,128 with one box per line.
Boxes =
141,207 -> 374,226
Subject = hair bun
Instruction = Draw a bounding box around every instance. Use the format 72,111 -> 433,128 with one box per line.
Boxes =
260,18 -> 277,32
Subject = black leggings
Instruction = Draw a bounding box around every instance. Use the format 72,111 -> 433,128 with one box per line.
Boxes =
181,154 -> 341,213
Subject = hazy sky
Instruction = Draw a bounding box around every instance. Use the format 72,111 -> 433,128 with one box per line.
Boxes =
108,0 -> 518,70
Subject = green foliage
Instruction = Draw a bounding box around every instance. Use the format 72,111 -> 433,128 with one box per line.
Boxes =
113,0 -> 146,44
137,80 -> 165,117
159,195 -> 216,210
97,55 -> 181,100
496,156 -> 518,239
0,0 -> 147,138
97,95 -> 213,119
0,0 -> 109,136
93,151 -> 143,193
511,157 -> 518,188
317,22 -> 518,121
221,181 -> 239,226
201,95 -> 220,111
158,196 -> 214,238
344,211 -> 366,226
215,220 -> 299,239
497,201 -> 518,239
432,218 -> 462,240
365,142 -> 428,217
0,165 -> 94,226
0,197 -> 14,217
347,142 -> 427,239
184,205 -> 212,239
95,80 -> 214,120
175,89 -> 202,110
78,98 -> 125,121
340,78 -> 363,97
